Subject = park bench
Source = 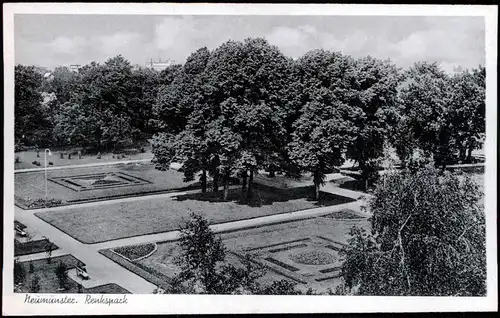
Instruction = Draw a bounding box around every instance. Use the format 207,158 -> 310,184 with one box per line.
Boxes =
76,266 -> 90,280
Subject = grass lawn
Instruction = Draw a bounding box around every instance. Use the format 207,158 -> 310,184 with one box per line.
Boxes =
15,254 -> 130,294
15,163 -> 197,208
36,187 -> 354,244
14,239 -> 58,257
14,148 -> 153,170
103,216 -> 370,293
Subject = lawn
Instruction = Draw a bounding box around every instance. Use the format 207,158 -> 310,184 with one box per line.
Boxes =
36,187 -> 355,244
14,254 -> 130,294
103,216 -> 371,293
15,162 -> 198,208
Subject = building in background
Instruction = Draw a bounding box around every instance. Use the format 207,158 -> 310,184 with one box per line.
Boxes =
145,58 -> 175,71
69,64 -> 81,72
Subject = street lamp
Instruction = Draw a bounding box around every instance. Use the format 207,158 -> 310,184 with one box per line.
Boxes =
44,149 -> 52,205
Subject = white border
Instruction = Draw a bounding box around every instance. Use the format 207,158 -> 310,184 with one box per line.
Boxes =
3,3 -> 498,315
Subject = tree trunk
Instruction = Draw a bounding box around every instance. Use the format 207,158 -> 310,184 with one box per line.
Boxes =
313,169 -> 321,201
213,170 -> 219,193
241,170 -> 247,193
314,181 -> 320,201
246,170 -> 254,200
223,170 -> 230,201
466,139 -> 475,162
459,146 -> 467,163
201,169 -> 207,193
269,168 -> 275,178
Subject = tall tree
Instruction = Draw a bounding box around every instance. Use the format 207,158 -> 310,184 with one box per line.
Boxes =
289,50 -> 353,200
15,65 -> 51,149
53,56 -> 135,150
397,62 -> 454,167
447,66 -> 486,162
128,67 -> 160,139
341,166 -> 485,296
345,56 -> 402,188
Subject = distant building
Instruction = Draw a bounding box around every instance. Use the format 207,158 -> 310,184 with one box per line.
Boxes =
69,64 -> 81,72
145,59 -> 175,71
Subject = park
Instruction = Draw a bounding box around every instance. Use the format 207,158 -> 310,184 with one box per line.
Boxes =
14,36 -> 486,295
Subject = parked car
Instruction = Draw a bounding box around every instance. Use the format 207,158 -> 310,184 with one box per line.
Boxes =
76,266 -> 90,280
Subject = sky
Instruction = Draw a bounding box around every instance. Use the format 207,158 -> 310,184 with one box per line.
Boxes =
14,15 -> 485,73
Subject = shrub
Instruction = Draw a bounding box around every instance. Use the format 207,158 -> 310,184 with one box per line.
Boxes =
68,154 -> 72,159
60,153 -> 64,159
15,156 -> 20,163
55,261 -> 68,290
32,160 -> 38,165
25,198 -> 64,209
36,162 -> 41,166
14,258 -> 26,285
29,275 -> 41,293
48,162 -> 54,166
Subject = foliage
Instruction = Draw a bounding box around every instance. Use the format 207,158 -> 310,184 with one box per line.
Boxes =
344,57 -> 402,187
55,261 -> 68,290
170,213 -> 265,294
29,275 -> 41,293
14,258 -> 26,285
340,166 -> 485,296
15,65 -> 52,148
289,50 -> 354,199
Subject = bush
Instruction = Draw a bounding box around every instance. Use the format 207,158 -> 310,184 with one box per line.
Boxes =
14,258 -> 26,285
24,198 -> 65,209
32,160 -> 38,165
48,162 -> 54,166
36,162 -> 41,166
15,156 -> 21,163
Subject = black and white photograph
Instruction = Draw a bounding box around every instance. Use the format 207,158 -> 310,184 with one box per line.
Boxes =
3,3 -> 498,315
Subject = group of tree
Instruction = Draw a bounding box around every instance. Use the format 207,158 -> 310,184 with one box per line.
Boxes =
15,37 -> 485,197
15,56 -> 163,152
150,38 -> 485,199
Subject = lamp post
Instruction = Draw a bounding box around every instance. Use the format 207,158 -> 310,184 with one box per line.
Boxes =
44,149 -> 52,205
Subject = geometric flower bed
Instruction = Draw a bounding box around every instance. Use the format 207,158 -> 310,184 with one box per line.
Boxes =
234,235 -> 348,285
49,172 -> 151,192
15,163 -> 199,209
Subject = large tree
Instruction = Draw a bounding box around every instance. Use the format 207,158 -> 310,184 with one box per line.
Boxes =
53,56 -> 135,150
447,66 -> 486,162
15,65 -> 52,149
289,50 -> 354,200
340,166 -> 485,296
345,56 -> 402,188
396,62 -> 455,167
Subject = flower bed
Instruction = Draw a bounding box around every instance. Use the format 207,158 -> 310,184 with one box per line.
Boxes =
113,243 -> 157,261
289,250 -> 337,265
323,209 -> 365,220
14,239 -> 59,256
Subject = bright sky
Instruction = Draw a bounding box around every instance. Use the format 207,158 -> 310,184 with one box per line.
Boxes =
15,15 -> 485,73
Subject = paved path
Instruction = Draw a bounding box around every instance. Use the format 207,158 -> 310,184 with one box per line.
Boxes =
15,181 -> 370,294
14,158 -> 152,173
15,205 -> 157,293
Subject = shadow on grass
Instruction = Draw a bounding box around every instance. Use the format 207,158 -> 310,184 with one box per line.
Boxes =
174,183 -> 355,208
